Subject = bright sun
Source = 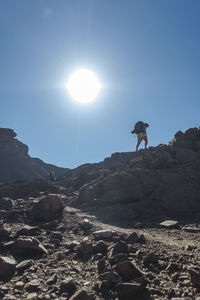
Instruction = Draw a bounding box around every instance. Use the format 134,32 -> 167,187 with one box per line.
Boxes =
66,69 -> 101,104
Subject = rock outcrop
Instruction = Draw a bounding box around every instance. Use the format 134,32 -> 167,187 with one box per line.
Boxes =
0,128 -> 67,182
59,127 -> 200,221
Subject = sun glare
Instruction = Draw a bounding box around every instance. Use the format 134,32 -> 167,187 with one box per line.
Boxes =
66,69 -> 101,104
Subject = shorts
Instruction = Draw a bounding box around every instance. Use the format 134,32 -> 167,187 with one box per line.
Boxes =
137,132 -> 147,139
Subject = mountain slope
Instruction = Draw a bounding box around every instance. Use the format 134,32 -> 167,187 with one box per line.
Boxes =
58,127 -> 200,221
0,128 -> 67,182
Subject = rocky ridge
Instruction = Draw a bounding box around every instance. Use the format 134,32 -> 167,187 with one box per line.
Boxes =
58,127 -> 200,223
0,128 -> 67,182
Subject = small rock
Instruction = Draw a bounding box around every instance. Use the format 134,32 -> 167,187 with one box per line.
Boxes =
77,242 -> 93,258
108,241 -> 128,257
143,253 -> 159,265
109,253 -> 129,266
93,240 -> 107,255
166,262 -> 180,273
183,226 -> 200,233
160,220 -> 179,228
46,274 -> 57,285
16,259 -> 33,272
100,280 -> 113,291
0,226 -> 10,238
185,245 -> 197,251
97,259 -> 106,274
0,197 -> 14,210
26,279 -> 40,292
80,219 -> 93,231
16,225 -> 40,236
99,271 -> 121,283
15,281 -> 24,289
60,277 -> 77,295
27,293 -> 38,300
188,267 -> 200,286
125,232 -> 145,244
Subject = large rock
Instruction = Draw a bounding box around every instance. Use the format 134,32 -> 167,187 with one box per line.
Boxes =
0,197 -> 14,210
116,282 -> 144,299
113,260 -> 144,281
77,169 -> 157,206
0,256 -> 16,280
77,242 -> 93,258
99,271 -> 121,283
28,194 -> 64,222
170,127 -> 200,151
5,237 -> 48,257
68,289 -> 91,300
93,230 -> 113,239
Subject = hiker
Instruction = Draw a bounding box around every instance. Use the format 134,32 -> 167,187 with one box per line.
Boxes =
131,121 -> 149,151
49,171 -> 56,182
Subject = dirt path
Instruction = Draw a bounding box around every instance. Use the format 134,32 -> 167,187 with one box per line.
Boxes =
69,207 -> 200,250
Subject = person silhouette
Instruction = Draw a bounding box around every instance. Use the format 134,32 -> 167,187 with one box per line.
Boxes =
131,121 -> 149,151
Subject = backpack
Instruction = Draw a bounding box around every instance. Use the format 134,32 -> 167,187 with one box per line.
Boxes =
132,121 -> 145,134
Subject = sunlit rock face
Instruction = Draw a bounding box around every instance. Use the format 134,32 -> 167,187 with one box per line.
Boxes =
0,128 -> 67,182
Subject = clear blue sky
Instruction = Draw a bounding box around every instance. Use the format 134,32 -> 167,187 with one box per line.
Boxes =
0,0 -> 199,168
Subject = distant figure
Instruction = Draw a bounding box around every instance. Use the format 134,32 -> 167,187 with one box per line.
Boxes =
49,171 -> 56,182
131,121 -> 149,151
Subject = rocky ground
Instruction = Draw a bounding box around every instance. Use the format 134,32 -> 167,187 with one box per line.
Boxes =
1,189 -> 200,300
0,127 -> 200,299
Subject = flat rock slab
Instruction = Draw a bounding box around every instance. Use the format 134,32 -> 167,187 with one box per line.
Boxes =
116,282 -> 144,299
160,220 -> 179,228
183,227 -> 200,233
93,230 -> 114,239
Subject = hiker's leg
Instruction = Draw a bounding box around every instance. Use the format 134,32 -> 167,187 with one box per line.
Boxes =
136,136 -> 142,151
144,136 -> 148,149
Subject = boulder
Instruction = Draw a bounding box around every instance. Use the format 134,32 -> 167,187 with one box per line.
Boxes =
116,282 -> 144,299
113,260 -> 144,281
0,256 -> 16,280
0,197 -> 14,210
6,237 -> 48,257
28,194 -> 64,222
